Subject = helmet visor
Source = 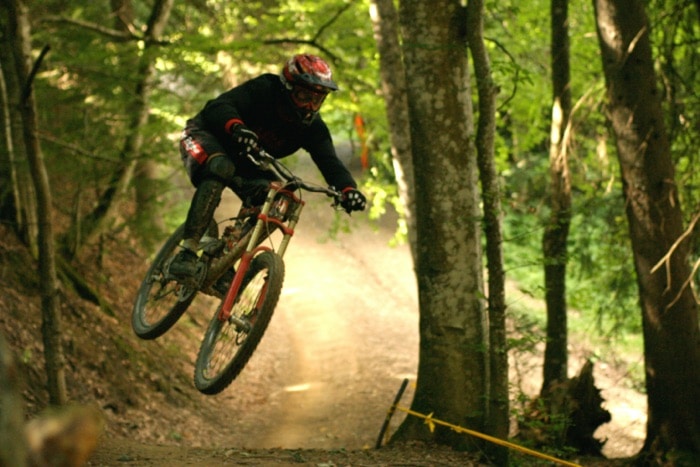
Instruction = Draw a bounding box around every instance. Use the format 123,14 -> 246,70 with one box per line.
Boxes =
290,85 -> 328,111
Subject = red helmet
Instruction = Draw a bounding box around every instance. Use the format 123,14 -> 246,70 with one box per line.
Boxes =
281,54 -> 338,92
280,54 -> 338,125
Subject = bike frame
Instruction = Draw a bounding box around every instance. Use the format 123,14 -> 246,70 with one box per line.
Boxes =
180,151 -> 340,328
217,182 -> 306,322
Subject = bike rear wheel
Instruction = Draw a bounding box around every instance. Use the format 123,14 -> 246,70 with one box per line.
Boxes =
194,251 -> 284,395
132,225 -> 199,340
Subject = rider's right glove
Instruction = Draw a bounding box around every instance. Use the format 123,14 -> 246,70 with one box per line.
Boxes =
340,187 -> 367,213
230,123 -> 262,165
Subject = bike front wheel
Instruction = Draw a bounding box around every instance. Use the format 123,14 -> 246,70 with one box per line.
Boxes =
132,225 -> 198,340
194,251 -> 284,395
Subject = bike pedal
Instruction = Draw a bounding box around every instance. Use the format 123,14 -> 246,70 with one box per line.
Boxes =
169,261 -> 206,289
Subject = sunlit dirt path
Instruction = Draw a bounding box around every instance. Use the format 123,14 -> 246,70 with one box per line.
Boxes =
181,161 -> 644,458
209,176 -> 420,450
261,205 -> 422,448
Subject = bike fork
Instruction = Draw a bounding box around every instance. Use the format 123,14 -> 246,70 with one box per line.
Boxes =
216,247 -> 271,325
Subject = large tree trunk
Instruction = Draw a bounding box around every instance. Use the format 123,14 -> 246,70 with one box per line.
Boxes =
4,0 -> 66,405
594,0 -> 700,461
465,0 -> 508,462
391,0 -> 488,451
369,0 -> 417,263
542,0 -> 572,394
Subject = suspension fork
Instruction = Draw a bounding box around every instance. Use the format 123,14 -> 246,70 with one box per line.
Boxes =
215,185 -> 281,322
217,244 -> 272,322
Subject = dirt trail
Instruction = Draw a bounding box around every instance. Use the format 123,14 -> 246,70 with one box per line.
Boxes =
185,163 -> 644,457
208,185 -> 419,450
260,205 -> 419,449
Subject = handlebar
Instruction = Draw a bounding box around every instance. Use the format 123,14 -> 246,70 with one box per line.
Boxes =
255,150 -> 342,199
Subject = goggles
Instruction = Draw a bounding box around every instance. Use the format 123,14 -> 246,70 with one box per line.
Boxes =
290,86 -> 328,111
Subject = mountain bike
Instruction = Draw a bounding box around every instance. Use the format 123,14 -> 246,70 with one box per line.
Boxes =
131,152 -> 343,394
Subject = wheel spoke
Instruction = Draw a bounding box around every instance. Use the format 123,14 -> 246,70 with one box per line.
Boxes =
194,251 -> 285,394
132,224 -> 197,340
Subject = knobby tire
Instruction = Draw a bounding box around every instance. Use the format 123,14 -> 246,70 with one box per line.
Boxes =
194,251 -> 284,395
132,225 -> 198,339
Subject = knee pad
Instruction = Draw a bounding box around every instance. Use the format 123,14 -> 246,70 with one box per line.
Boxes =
207,155 -> 236,182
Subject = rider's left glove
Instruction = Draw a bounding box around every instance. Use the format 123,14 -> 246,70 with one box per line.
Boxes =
340,187 -> 367,213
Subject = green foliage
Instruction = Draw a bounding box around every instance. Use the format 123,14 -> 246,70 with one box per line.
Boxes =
649,0 -> 700,234
489,0 -> 647,339
567,197 -> 642,335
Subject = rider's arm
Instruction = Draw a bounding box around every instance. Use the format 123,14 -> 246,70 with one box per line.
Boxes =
304,118 -> 357,190
198,76 -> 271,142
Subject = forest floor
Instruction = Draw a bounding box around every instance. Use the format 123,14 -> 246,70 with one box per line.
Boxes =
1,164 -> 645,466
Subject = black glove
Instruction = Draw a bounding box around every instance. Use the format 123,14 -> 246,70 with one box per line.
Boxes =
231,124 -> 261,164
340,187 -> 366,213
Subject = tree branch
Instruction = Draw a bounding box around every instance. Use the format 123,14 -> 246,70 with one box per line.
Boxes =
262,4 -> 353,64
651,210 -> 700,308
40,132 -> 121,164
21,44 -> 50,103
262,38 -> 338,62
485,37 -> 519,111
38,16 -> 136,40
312,3 -> 352,43
37,16 -> 170,45
651,210 -> 700,275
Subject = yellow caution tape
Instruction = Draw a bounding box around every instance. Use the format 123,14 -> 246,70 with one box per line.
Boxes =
392,404 -> 582,467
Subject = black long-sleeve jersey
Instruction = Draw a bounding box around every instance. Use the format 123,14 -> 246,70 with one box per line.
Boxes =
189,73 -> 356,190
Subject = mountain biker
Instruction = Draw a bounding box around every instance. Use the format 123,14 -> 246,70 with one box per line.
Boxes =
170,53 -> 367,280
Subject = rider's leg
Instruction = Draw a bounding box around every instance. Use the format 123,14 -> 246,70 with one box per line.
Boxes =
184,178 -> 226,247
171,153 -> 236,279
170,178 -> 225,277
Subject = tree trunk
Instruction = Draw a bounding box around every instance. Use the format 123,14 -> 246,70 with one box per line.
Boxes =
392,0 -> 488,451
594,0 -> 700,461
465,0 -> 508,462
4,0 -> 67,405
107,0 -> 165,238
66,0 -> 173,255
369,0 -> 417,264
0,30 -> 38,253
542,0 -> 572,394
